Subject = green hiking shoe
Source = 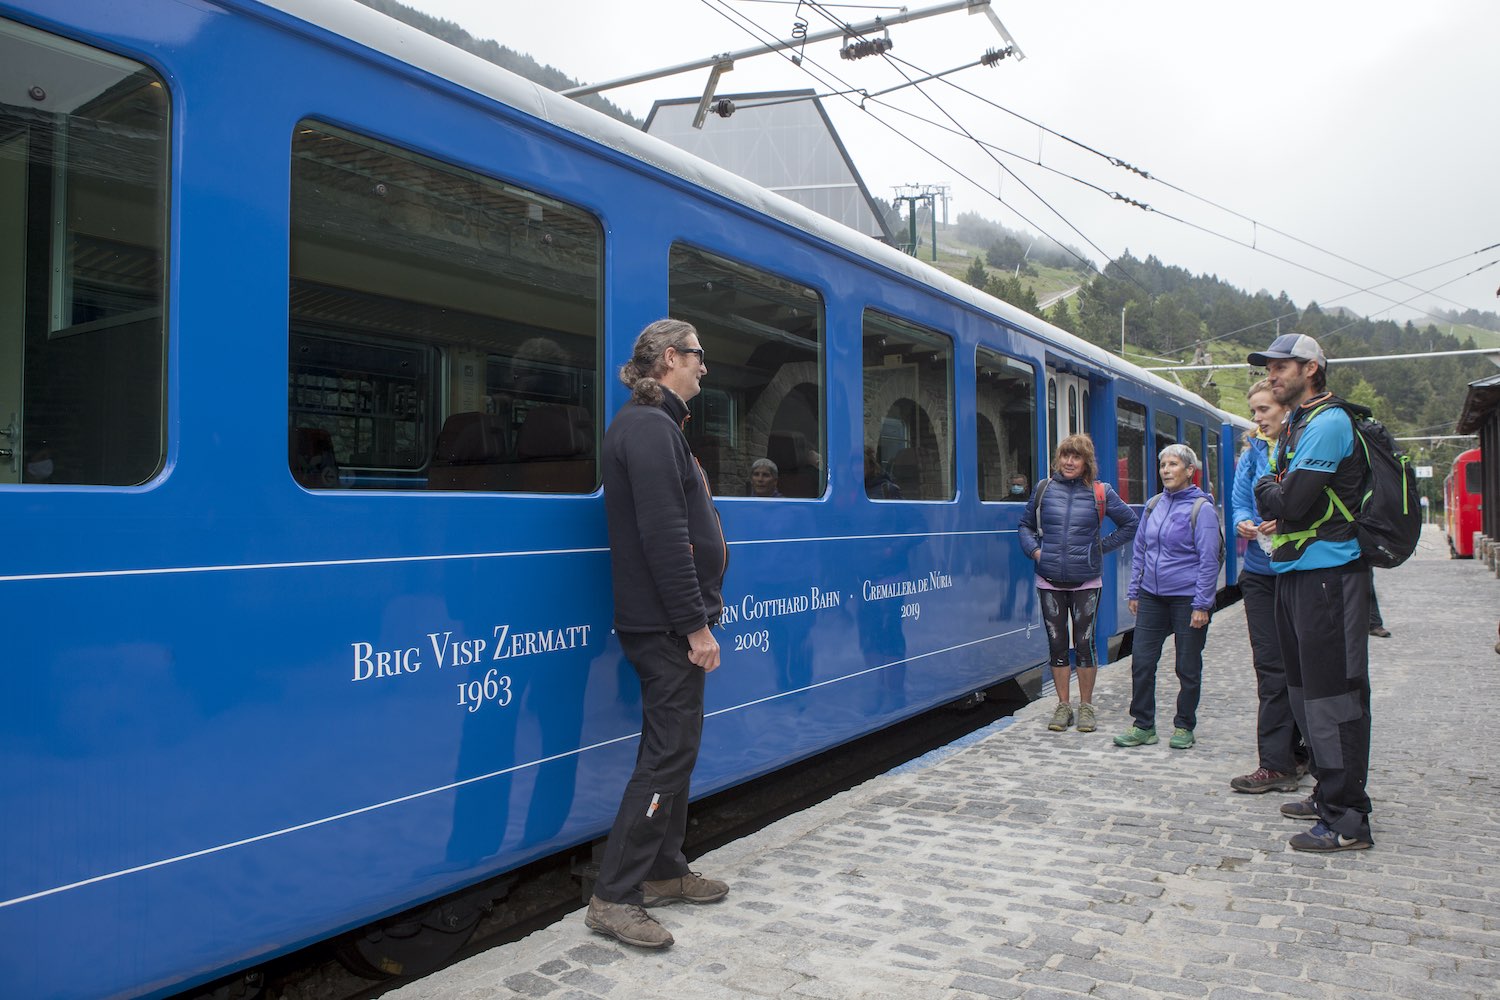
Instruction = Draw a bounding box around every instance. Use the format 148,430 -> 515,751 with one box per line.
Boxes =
1169,728 -> 1195,749
1047,701 -> 1074,732
1113,726 -> 1157,747
1076,703 -> 1097,733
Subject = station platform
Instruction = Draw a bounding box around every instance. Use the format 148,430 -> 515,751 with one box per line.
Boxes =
389,526 -> 1500,1000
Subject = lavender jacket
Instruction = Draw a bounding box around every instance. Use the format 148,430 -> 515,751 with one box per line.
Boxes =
1126,484 -> 1220,611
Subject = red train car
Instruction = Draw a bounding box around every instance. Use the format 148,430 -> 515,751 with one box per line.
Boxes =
1445,448 -> 1483,558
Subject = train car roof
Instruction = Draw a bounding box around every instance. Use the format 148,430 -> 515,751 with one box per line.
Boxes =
255,0 -> 1245,429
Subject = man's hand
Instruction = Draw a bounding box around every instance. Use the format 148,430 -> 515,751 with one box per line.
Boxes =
1236,519 -> 1259,540
687,626 -> 721,673
1190,609 -> 1210,629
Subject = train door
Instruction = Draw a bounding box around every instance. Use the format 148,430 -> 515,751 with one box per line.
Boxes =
0,131 -> 22,482
1045,368 -> 1087,469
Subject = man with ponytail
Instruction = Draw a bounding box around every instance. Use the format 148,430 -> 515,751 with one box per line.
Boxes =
586,319 -> 731,949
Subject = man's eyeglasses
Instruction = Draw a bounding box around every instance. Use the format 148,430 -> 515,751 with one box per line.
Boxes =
674,346 -> 706,363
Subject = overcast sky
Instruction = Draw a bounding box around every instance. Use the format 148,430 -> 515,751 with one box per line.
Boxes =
395,0 -> 1498,328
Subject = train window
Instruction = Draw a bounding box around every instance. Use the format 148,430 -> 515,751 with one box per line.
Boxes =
1188,422 -> 1209,493
1115,399 -> 1147,503
668,245 -> 824,498
1154,411 -> 1178,482
975,348 -> 1036,502
1466,460 -> 1482,494
0,20 -> 168,486
1046,377 -> 1058,460
288,123 -> 601,492
863,311 -> 954,501
1082,389 -> 1091,434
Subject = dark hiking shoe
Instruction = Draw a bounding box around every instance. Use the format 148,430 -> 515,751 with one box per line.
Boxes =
1230,767 -> 1299,794
641,871 -> 729,907
585,897 -> 673,948
1279,796 -> 1319,821
1289,820 -> 1372,853
1369,626 -> 1392,638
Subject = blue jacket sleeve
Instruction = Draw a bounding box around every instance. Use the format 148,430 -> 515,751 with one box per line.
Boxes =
1230,443 -> 1260,529
1018,487 -> 1041,559
1193,504 -> 1221,611
1100,485 -> 1138,555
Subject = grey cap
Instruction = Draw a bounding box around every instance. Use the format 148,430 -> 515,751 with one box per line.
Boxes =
1247,333 -> 1326,369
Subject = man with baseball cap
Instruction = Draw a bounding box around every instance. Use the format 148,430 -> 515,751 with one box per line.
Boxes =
1249,333 -> 1375,853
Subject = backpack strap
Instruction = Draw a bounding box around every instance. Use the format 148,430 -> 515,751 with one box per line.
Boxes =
1033,478 -> 1050,536
1094,481 -> 1107,525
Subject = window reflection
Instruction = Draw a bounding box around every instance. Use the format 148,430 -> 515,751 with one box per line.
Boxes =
668,245 -> 824,498
975,348 -> 1035,501
1116,399 -> 1147,503
863,311 -> 954,501
287,124 -> 601,492
1,20 -> 168,486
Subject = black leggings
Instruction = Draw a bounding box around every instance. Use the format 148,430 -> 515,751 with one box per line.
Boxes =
1039,587 -> 1101,669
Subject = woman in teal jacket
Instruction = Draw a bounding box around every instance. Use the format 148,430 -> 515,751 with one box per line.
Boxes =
1228,379 -> 1307,791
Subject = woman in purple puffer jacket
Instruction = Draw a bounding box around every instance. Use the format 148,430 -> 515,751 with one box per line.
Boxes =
1116,443 -> 1222,751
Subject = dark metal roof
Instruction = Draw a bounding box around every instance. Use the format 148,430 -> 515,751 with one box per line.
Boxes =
1457,372 -> 1500,434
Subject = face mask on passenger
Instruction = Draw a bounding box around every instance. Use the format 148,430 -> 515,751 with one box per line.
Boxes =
1009,484 -> 1025,495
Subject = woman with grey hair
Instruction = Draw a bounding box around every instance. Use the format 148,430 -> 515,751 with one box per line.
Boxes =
748,457 -> 782,497
1116,442 -> 1223,750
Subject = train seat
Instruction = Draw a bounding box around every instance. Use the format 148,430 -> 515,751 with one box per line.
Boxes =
513,404 -> 594,492
428,412 -> 509,490
767,430 -> 819,499
290,426 -> 340,489
890,447 -> 921,498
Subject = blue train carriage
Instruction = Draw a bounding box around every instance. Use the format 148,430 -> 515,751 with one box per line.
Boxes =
0,1 -> 1246,996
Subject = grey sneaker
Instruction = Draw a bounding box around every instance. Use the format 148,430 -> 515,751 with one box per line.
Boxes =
584,896 -> 674,948
1076,703 -> 1097,733
641,871 -> 729,907
1047,701 -> 1074,732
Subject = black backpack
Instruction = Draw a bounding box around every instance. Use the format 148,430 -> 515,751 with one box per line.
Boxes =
1307,400 -> 1422,569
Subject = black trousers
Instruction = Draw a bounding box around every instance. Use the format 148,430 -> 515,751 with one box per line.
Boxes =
1240,571 -> 1306,774
1274,562 -> 1374,841
593,631 -> 705,904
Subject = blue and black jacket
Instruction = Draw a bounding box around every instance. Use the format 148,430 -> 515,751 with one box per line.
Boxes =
1253,391 -> 1363,572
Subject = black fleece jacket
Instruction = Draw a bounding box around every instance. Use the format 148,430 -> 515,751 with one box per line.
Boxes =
602,389 -> 727,635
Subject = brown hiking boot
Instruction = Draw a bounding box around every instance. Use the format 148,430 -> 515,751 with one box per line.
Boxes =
584,896 -> 674,948
640,871 -> 729,907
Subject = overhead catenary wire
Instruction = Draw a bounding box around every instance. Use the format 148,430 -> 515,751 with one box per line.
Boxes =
710,1 -> 1494,333
910,58 -> 1484,316
791,0 -> 1149,291
693,0 -> 1120,284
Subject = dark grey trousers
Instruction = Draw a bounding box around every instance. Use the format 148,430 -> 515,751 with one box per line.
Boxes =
1275,562 -> 1374,841
593,631 -> 704,904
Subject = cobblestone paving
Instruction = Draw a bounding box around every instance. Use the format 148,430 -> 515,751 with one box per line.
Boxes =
388,528 -> 1500,999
